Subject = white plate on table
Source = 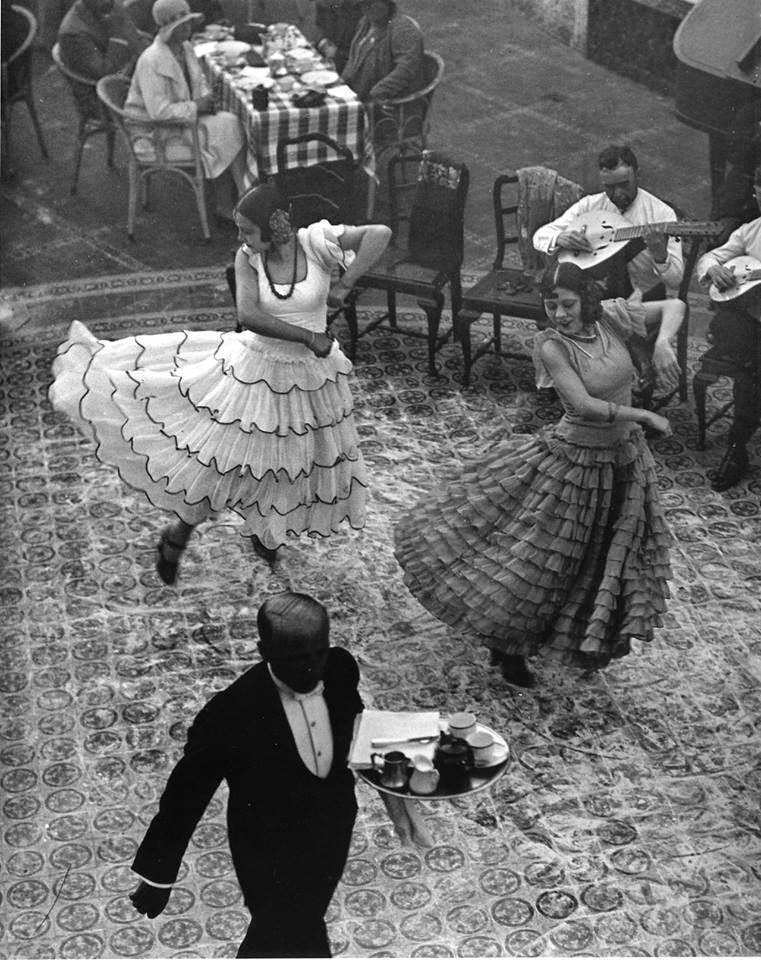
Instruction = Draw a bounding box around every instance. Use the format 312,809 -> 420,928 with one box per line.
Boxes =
216,40 -> 251,57
193,40 -> 219,57
301,69 -> 340,87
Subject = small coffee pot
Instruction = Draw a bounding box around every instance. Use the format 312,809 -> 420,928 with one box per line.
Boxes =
434,738 -> 472,792
370,750 -> 410,790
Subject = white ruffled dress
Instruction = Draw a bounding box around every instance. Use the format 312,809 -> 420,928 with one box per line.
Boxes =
49,222 -> 368,549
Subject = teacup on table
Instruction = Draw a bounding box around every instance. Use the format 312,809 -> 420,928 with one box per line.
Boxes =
466,730 -> 496,765
448,711 -> 477,740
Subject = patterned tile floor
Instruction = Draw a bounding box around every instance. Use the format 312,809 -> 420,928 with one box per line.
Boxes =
1,270 -> 761,959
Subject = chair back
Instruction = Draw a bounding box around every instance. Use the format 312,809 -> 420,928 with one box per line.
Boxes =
274,132 -> 360,227
96,73 -> 131,123
389,151 -> 469,273
370,50 -> 443,152
52,40 -> 104,121
492,166 -> 584,273
3,5 -> 36,101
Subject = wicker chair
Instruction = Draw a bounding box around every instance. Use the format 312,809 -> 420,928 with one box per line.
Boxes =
96,73 -> 210,241
51,42 -> 115,194
2,4 -> 49,175
366,51 -> 443,159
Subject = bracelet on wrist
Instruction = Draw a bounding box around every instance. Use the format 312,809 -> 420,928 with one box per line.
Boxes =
606,402 -> 619,424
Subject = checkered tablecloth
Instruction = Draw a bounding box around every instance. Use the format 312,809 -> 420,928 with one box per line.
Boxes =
200,47 -> 371,187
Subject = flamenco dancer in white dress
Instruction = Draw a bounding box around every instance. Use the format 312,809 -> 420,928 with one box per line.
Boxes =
49,183 -> 391,583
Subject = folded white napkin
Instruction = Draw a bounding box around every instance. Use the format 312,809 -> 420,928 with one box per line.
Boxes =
349,709 -> 441,768
325,84 -> 356,102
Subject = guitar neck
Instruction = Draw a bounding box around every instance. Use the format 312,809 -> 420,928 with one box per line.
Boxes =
612,221 -> 721,241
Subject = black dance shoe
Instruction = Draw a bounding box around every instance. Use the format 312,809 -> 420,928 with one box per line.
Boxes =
489,650 -> 536,688
251,534 -> 278,566
711,441 -> 749,492
156,529 -> 187,586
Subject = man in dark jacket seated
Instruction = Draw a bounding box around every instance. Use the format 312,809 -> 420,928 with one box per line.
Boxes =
311,0 -> 362,73
129,591 -> 364,958
58,0 -> 148,78
341,0 -> 424,102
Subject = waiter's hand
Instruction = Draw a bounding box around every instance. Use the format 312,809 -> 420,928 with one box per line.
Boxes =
556,229 -> 593,252
652,340 -> 681,392
642,226 -> 668,263
706,263 -> 737,291
129,881 -> 171,918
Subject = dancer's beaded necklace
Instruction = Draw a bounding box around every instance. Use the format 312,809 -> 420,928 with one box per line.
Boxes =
557,321 -> 600,359
263,239 -> 298,300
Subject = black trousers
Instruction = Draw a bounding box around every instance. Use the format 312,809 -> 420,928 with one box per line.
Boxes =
709,305 -> 761,445
237,910 -> 332,959
235,810 -> 356,959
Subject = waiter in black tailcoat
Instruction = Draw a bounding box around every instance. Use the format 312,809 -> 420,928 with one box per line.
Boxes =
129,591 -> 363,958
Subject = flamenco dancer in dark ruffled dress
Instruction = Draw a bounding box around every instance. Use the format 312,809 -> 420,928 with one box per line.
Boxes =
395,262 -> 686,687
49,184 -> 391,583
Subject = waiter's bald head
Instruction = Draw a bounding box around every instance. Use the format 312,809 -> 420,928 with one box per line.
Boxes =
257,592 -> 329,655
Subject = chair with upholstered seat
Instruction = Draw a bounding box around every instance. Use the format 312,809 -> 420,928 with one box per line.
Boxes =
2,4 -> 49,176
343,150 -> 469,375
96,73 -> 210,240
692,349 -> 745,450
456,169 -> 582,388
52,42 -> 115,194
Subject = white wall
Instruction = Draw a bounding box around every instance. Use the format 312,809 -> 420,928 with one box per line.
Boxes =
514,0 -> 589,52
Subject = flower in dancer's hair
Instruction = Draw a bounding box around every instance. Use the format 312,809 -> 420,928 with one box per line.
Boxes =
269,208 -> 293,244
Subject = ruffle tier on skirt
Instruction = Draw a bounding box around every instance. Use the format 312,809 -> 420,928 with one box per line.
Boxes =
49,321 -> 368,548
394,425 -> 672,668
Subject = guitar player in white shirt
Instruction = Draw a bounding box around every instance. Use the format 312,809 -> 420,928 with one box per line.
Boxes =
532,144 -> 684,299
696,164 -> 761,492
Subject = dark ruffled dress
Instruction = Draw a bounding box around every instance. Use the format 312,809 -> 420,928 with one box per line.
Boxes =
394,299 -> 672,668
48,222 -> 368,550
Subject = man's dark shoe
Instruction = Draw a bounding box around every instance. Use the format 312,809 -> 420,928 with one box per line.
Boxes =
711,441 -> 749,492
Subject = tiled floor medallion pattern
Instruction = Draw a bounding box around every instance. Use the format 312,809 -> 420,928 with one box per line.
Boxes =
1,273 -> 760,957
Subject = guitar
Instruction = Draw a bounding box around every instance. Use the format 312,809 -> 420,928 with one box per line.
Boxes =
556,210 -> 723,273
708,255 -> 761,303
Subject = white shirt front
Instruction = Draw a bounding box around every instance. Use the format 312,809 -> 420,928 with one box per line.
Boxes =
268,666 -> 333,778
532,187 -> 684,296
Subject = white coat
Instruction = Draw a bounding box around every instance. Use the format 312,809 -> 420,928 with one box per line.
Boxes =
125,36 -> 244,178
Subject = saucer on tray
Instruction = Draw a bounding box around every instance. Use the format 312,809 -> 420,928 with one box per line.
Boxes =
470,735 -> 509,772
